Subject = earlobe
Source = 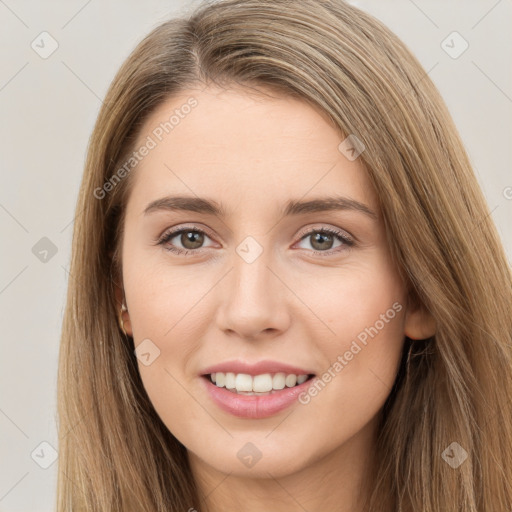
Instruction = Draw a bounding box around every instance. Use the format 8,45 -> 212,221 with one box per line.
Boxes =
114,283 -> 133,337
118,304 -> 133,337
403,298 -> 437,340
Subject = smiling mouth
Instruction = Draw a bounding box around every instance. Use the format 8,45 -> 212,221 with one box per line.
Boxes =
202,372 -> 316,395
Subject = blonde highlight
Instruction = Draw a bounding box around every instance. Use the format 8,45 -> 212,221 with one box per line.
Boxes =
57,1 -> 512,510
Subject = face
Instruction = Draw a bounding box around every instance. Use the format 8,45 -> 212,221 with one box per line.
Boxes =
117,85 -> 434,481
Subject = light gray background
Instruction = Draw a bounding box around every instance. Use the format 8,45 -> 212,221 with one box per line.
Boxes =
0,1 -> 511,510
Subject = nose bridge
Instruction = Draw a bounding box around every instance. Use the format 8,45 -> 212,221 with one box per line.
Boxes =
231,237 -> 276,307
215,235 -> 289,337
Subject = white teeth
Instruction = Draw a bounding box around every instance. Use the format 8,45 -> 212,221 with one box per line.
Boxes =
272,372 -> 286,390
210,372 -> 310,392
225,372 -> 236,389
285,374 -> 297,387
297,374 -> 308,385
215,372 -> 225,387
235,373 -> 253,392
253,374 -> 273,392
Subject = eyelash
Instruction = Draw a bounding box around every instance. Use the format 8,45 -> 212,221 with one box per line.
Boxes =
155,225 -> 355,257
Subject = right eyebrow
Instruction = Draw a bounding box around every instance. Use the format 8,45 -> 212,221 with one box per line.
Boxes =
143,196 -> 224,216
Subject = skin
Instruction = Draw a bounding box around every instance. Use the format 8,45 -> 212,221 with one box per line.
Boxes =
116,85 -> 436,512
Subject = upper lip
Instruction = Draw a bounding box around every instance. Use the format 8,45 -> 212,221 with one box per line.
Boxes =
200,359 -> 315,377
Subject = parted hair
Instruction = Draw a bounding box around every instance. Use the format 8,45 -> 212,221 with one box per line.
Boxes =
57,0 -> 512,510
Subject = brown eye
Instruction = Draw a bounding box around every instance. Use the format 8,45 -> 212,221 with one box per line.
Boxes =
178,230 -> 205,250
310,232 -> 335,251
157,227 -> 215,255
296,228 -> 353,255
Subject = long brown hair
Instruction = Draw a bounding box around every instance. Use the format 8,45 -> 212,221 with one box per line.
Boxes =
57,0 -> 512,510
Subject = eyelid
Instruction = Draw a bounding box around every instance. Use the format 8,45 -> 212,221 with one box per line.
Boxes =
294,224 -> 354,243
155,223 -> 217,244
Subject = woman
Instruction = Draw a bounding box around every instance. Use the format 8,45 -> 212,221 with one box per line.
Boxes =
57,0 -> 512,510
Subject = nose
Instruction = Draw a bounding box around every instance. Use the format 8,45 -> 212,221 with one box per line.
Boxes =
215,244 -> 291,340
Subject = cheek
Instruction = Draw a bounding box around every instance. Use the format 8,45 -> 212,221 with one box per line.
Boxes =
308,258 -> 406,346
123,245 -> 214,341
299,260 -> 406,411
122,253 -> 218,438
124,265 -> 210,379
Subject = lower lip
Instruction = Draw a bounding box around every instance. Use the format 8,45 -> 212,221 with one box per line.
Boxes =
201,376 -> 314,419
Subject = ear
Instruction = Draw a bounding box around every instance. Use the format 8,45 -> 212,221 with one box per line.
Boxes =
403,294 -> 436,340
114,281 -> 133,337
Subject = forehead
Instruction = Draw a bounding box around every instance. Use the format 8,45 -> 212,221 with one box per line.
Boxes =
127,85 -> 378,216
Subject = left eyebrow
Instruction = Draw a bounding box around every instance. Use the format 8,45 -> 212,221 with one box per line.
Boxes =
143,194 -> 378,221
282,196 -> 378,220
